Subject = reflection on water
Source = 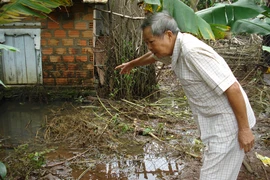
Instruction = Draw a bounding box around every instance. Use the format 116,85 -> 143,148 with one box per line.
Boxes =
0,101 -> 47,145
73,142 -> 185,180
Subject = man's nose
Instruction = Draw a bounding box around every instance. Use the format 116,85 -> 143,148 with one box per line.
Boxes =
147,44 -> 152,51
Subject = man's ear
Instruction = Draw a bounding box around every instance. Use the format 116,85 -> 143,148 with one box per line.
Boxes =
165,30 -> 174,39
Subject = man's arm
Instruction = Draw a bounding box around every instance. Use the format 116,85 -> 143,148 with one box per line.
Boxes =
115,51 -> 156,74
225,82 -> 255,153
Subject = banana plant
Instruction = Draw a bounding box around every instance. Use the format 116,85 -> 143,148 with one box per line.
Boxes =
144,0 -> 216,39
0,0 -> 73,24
197,0 -> 270,36
143,0 -> 270,39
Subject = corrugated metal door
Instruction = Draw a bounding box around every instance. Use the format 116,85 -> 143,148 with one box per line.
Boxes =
0,27 -> 42,85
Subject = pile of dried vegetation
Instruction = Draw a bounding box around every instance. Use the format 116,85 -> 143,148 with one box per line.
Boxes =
42,92 -> 199,155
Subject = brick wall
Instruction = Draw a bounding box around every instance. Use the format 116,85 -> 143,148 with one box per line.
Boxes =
41,2 -> 94,87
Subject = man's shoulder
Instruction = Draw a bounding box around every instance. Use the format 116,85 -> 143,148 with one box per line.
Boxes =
180,33 -> 212,51
181,33 -> 203,44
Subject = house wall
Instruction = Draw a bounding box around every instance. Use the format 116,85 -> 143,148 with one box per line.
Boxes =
40,2 -> 95,87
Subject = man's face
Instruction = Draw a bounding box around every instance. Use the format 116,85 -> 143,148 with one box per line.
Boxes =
143,26 -> 174,58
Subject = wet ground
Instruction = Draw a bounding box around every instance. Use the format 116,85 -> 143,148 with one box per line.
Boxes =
0,77 -> 270,179
0,100 -> 199,179
0,101 -> 46,146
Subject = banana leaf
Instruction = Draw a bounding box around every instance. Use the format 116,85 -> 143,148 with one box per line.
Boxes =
0,0 -> 73,24
196,0 -> 270,35
196,0 -> 265,26
21,1 -> 52,14
144,0 -> 160,6
209,24 -> 231,39
37,0 -> 64,9
232,18 -> 270,35
144,0 -> 215,39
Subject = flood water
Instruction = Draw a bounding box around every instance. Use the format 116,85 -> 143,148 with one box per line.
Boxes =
71,141 -> 185,180
0,101 -> 47,146
0,101 -> 187,179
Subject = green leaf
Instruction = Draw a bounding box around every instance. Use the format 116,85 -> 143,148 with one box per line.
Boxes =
11,4 -> 47,17
144,0 -> 215,39
144,0 -> 161,6
196,16 -> 216,40
38,0 -> 62,9
143,127 -> 153,135
195,0 -> 270,37
232,0 -> 265,15
210,24 -> 231,39
21,1 -> 52,14
263,46 -> 270,53
231,18 -> 270,35
0,162 -> 7,179
163,0 -> 197,34
197,0 -> 265,26
196,4 -> 226,25
1,2 -> 42,18
0,0 -> 73,24
0,44 -> 20,52
163,0 -> 215,39
0,80 -> 6,88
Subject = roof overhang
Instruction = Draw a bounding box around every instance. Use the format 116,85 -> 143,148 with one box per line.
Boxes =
83,0 -> 108,3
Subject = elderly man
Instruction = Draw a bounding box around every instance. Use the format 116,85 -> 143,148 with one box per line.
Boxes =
115,11 -> 256,180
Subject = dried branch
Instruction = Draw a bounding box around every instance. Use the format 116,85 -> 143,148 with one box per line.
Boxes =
77,164 -> 95,180
121,98 -> 145,108
95,8 -> 145,20
242,159 -> 253,174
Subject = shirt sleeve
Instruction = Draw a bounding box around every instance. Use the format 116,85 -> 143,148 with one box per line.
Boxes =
186,47 -> 236,95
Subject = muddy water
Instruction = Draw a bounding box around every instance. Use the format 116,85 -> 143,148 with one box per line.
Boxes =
71,141 -> 185,180
0,101 -> 187,179
45,141 -> 186,180
0,101 -> 48,146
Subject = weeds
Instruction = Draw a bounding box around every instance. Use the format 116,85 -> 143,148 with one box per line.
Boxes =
3,144 -> 53,179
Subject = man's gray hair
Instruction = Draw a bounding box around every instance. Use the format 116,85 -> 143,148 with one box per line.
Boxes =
141,11 -> 180,36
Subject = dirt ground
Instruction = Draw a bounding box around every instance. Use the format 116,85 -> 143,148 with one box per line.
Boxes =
156,69 -> 270,180
1,67 -> 270,180
41,69 -> 269,180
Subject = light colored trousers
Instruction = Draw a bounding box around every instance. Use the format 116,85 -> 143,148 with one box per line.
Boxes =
200,136 -> 245,180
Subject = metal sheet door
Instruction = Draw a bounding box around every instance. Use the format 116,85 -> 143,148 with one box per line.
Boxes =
2,35 -> 38,84
0,28 -> 42,85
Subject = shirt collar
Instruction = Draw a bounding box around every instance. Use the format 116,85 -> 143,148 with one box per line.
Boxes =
171,32 -> 183,71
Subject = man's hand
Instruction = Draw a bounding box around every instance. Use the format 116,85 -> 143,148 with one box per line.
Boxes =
225,82 -> 255,153
238,128 -> 254,153
115,62 -> 133,74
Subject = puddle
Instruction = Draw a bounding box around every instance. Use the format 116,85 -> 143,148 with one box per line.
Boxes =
0,101 -> 48,146
71,142 -> 185,180
0,101 -> 190,179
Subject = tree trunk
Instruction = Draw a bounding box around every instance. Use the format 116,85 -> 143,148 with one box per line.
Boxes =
95,0 -> 157,100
